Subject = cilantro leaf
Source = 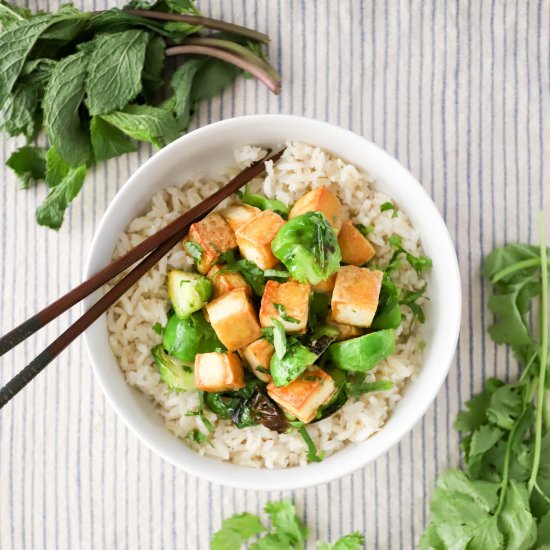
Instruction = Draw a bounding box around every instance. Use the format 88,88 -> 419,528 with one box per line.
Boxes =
316,532 -> 365,550
210,512 -> 266,550
152,322 -> 163,335
498,481 -> 537,550
263,500 -> 309,545
294,423 -> 324,463
388,235 -> 432,274
354,223 -> 374,237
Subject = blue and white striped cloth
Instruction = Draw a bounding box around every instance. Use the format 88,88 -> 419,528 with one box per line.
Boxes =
1,1 -> 549,548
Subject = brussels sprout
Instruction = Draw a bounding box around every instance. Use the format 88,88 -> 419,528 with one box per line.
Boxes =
270,340 -> 318,386
168,270 -> 212,319
162,311 -> 224,363
151,345 -> 195,391
327,329 -> 396,372
371,274 -> 402,330
271,212 -> 342,285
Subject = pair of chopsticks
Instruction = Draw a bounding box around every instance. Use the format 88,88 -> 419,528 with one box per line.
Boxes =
0,148 -> 285,409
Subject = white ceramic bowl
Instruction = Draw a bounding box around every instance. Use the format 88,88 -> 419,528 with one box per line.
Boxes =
83,114 -> 461,490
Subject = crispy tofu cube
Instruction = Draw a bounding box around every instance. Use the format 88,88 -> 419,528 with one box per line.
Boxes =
194,352 -> 244,392
259,280 -> 310,334
235,210 -> 286,269
326,311 -> 363,341
207,264 -> 252,299
288,186 -> 344,233
331,266 -> 383,327
338,220 -> 376,266
186,213 -> 237,274
267,367 -> 336,423
205,288 -> 262,351
240,338 -> 274,383
220,204 -> 261,232
311,273 -> 337,294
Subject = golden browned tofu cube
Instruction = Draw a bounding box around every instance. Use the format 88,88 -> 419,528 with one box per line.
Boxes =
194,352 -> 244,392
240,338 -> 274,383
338,220 -> 376,266
259,280 -> 310,334
267,367 -> 336,423
235,210 -> 286,269
220,204 -> 261,232
186,213 -> 237,274
311,273 -> 337,294
207,264 -> 252,299
205,288 -> 262,351
331,266 -> 383,327
326,311 -> 363,341
288,186 -> 344,233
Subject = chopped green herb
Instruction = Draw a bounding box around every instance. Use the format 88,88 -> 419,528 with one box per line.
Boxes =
184,241 -> 204,263
291,422 -> 325,462
354,223 -> 374,237
304,375 -> 323,383
261,326 -> 274,343
264,269 -> 290,279
400,283 -> 428,331
271,318 -> 287,360
380,201 -> 398,218
198,390 -> 214,433
255,366 -> 271,375
184,410 -> 199,416
185,429 -> 212,446
345,378 -> 394,399
152,321 -> 163,335
274,303 -> 300,324
387,234 -> 432,274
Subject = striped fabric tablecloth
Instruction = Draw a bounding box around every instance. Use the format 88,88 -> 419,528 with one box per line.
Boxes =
1,1 -> 549,548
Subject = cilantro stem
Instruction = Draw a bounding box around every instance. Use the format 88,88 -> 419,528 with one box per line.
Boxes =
165,45 -> 281,94
527,211 -> 549,494
123,8 -> 269,43
491,257 -> 550,283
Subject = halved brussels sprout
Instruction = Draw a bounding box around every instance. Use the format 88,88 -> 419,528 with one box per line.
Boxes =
271,212 -> 342,285
151,345 -> 195,391
168,270 -> 212,319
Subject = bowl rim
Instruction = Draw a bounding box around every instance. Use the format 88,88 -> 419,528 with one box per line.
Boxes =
83,114 -> 461,490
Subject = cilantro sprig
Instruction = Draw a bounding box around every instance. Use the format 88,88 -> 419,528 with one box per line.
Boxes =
420,212 -> 550,550
210,500 -> 365,550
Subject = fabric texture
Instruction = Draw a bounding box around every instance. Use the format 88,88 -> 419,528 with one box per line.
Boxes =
0,1 -> 549,548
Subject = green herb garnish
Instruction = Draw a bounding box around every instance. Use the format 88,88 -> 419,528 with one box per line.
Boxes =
271,318 -> 287,360
380,201 -> 398,218
400,283 -> 428,330
274,303 -> 300,324
0,1 -> 279,229
185,428 -> 212,446
184,241 -> 204,263
354,223 -> 374,237
291,422 -> 325,463
420,212 -> 550,550
152,321 -> 163,335
387,234 -> 432,274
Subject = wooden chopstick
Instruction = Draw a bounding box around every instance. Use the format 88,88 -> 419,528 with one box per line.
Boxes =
0,149 -> 283,358
0,148 -> 285,408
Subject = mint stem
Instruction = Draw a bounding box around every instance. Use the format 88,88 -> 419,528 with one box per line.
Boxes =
124,8 -> 269,43
165,44 -> 281,94
527,211 -> 549,494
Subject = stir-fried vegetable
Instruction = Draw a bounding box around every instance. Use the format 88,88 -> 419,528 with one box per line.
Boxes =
270,340 -> 318,386
167,269 -> 212,318
371,273 -> 401,330
327,330 -> 397,372
271,211 -> 342,285
151,345 -> 196,391
162,311 -> 223,362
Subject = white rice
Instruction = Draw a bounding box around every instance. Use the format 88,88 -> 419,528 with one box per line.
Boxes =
106,142 -> 427,469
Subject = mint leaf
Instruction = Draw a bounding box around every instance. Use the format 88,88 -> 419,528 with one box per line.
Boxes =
86,29 -> 150,116
6,146 -> 47,189
263,500 -> 308,546
0,84 -> 39,139
100,104 -> 180,148
538,511 -> 550,546
43,50 -> 91,166
90,116 -> 136,161
36,149 -> 87,229
162,58 -> 205,131
0,13 -> 76,107
142,34 -> 165,98
191,58 -> 242,103
0,1 -> 31,29
210,512 -> 266,550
